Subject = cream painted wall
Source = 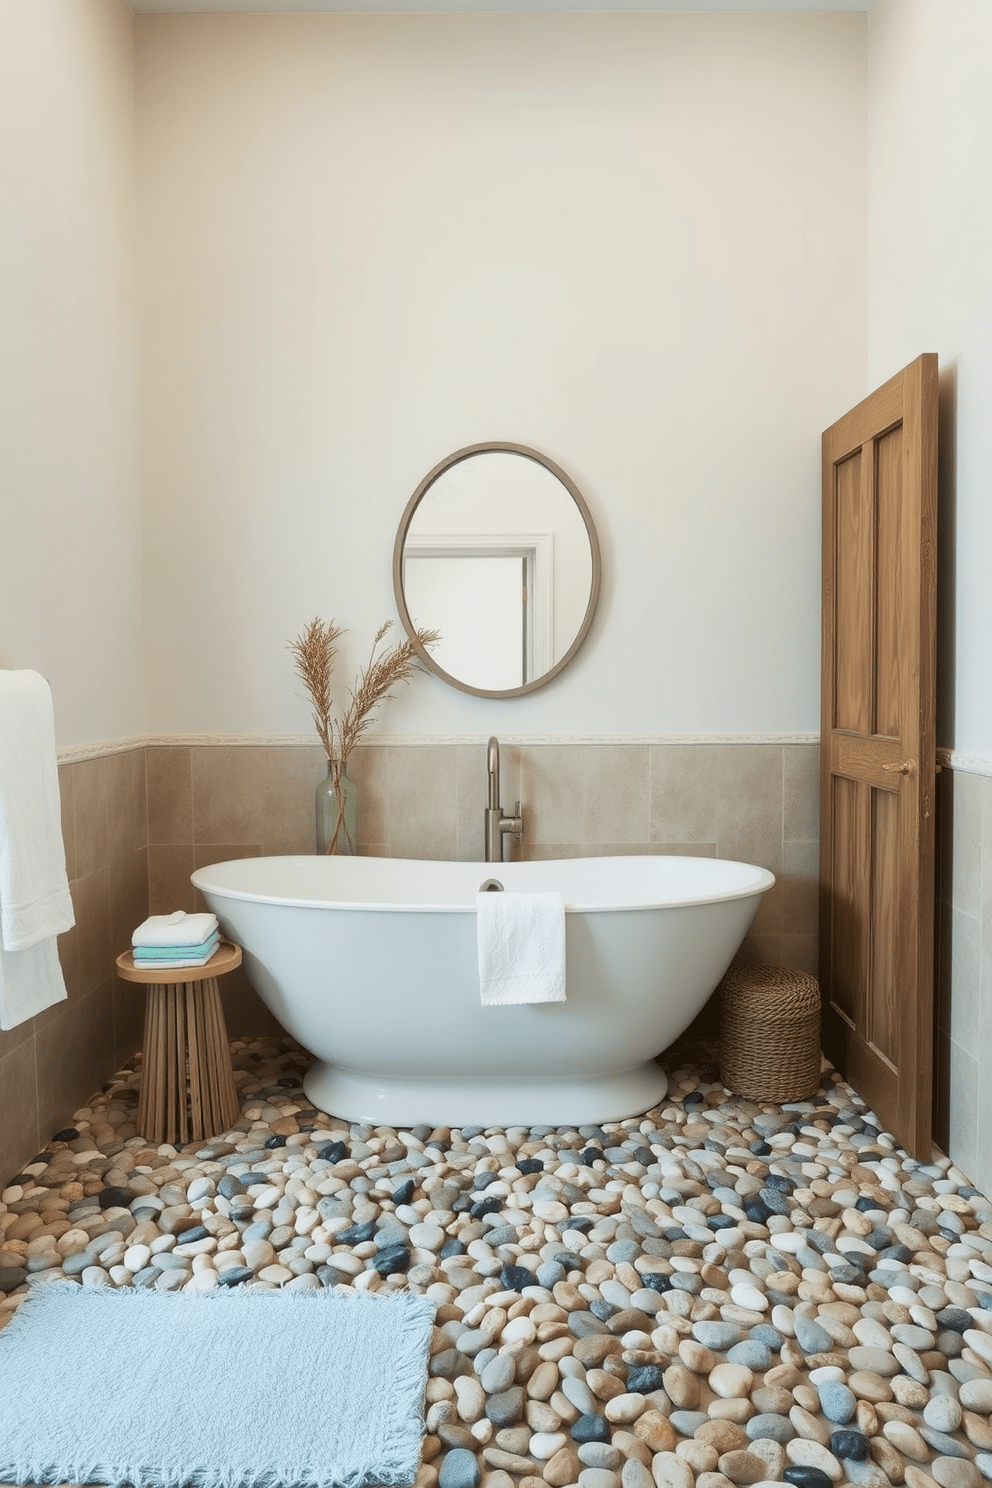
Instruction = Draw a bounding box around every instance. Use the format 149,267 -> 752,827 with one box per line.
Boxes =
136,12 -> 867,742
0,0 -> 143,749
867,0 -> 992,760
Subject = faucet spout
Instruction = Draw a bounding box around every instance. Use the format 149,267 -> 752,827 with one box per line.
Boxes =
484,736 -> 523,863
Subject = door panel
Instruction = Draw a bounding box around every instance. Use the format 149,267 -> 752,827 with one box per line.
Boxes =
834,451 -> 870,735
819,353 -> 938,1160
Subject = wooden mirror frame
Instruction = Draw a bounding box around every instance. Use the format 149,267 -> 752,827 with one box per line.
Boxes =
392,441 -> 602,699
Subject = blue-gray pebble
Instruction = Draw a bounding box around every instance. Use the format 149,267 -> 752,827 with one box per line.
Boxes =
818,1380 -> 857,1424
438,1448 -> 480,1488
793,1316 -> 833,1353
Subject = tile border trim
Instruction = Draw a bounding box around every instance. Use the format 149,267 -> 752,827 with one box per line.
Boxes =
58,731 -> 823,764
57,737 -> 992,778
938,748 -> 992,779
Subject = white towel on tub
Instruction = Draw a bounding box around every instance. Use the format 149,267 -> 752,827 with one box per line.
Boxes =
0,671 -> 74,1029
476,891 -> 566,1006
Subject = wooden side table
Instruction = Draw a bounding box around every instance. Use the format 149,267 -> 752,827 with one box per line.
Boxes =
115,940 -> 243,1146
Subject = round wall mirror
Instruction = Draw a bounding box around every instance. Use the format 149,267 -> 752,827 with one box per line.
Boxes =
393,442 -> 601,698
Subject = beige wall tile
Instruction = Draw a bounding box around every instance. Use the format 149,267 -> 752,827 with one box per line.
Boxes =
113,977 -> 146,1070
936,767 -> 954,907
346,745 -> 390,854
782,839 -> 819,937
584,745 -> 649,844
781,933 -> 819,978
73,755 -> 109,879
37,984 -> 114,1142
975,1037 -> 992,1198
260,744 -> 325,855
951,769 -> 983,920
580,842 -> 656,857
653,842 -> 717,857
736,933 -> 783,968
71,868 -> 113,999
385,747 -> 457,860
750,880 -> 784,937
110,848 -> 149,962
784,743 -> 820,842
650,744 -> 724,843
147,745 -> 193,846
149,844 -> 197,915
0,1041 -> 39,1181
947,1038 -> 978,1190
520,746 -> 585,845
948,906 -> 981,1053
107,748 -> 147,857
218,968 -> 271,1038
521,842 -> 583,861
983,775 -> 992,1015
713,745 -> 784,866
935,896 -> 953,1037
0,1006 -> 34,1060
191,746 -> 266,845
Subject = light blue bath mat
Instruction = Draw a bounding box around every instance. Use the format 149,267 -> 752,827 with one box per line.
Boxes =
0,1281 -> 435,1488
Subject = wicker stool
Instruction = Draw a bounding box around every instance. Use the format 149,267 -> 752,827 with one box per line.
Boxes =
718,964 -> 821,1102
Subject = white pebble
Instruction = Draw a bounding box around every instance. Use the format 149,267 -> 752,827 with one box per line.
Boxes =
785,1440 -> 842,1482
531,1432 -> 569,1460
730,1282 -> 768,1312
185,1269 -> 218,1294
454,1376 -> 486,1422
502,1316 -> 537,1345
258,1264 -> 293,1285
124,1244 -> 151,1273
409,1223 -> 445,1253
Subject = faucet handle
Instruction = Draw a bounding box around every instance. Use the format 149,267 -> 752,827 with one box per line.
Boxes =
500,802 -> 524,838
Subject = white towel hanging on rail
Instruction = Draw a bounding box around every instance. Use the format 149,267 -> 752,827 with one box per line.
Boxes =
476,890 -> 566,1006
0,671 -> 74,1028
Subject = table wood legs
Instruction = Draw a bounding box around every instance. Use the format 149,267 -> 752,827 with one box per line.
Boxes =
136,976 -> 240,1145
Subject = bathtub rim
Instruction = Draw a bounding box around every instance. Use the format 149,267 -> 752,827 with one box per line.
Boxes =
191,852 -> 776,915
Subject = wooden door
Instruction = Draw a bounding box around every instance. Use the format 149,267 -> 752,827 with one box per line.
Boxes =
819,353 -> 938,1161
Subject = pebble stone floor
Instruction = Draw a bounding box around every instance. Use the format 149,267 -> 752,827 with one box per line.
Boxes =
3,1037 -> 992,1488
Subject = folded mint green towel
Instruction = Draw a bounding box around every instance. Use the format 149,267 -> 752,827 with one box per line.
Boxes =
134,931 -> 220,966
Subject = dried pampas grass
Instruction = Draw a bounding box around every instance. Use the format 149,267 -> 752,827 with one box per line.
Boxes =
289,617 -> 439,849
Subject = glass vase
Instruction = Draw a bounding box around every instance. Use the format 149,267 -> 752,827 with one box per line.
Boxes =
316,760 -> 359,855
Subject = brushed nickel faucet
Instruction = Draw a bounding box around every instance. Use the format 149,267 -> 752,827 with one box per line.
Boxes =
485,736 -> 523,863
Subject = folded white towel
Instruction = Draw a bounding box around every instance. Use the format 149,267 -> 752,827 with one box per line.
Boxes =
476,891 -> 566,1007
0,671 -> 74,1029
132,910 -> 219,949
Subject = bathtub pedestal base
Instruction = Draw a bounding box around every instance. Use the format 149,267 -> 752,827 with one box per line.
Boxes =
303,1060 -> 669,1128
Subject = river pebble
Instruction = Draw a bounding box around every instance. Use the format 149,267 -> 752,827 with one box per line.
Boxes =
5,1036 -> 992,1488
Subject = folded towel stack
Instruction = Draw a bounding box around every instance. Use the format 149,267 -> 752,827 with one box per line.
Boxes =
131,911 -> 220,969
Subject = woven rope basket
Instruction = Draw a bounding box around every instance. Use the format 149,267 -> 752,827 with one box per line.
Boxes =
718,963 -> 822,1102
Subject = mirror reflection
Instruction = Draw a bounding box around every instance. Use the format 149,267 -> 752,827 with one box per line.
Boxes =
393,443 -> 601,698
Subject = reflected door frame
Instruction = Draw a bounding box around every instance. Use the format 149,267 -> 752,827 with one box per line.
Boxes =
403,532 -> 554,685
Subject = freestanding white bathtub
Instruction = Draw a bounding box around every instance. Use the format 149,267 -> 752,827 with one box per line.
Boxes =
190,854 -> 774,1128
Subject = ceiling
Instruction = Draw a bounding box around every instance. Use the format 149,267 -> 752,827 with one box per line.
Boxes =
126,1 -> 871,14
